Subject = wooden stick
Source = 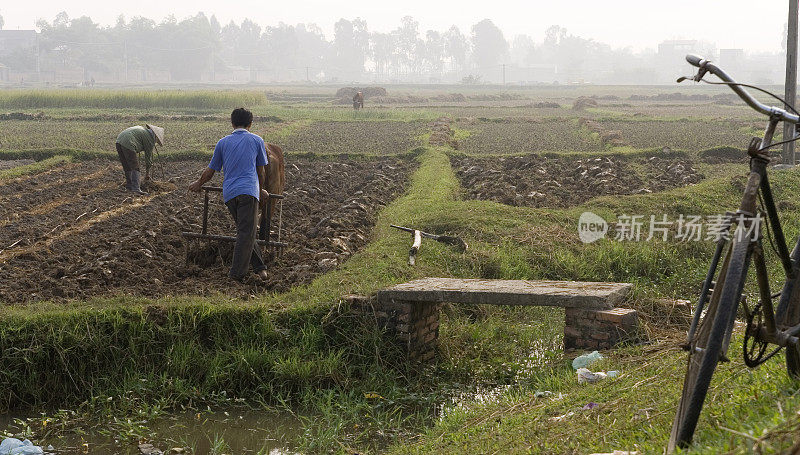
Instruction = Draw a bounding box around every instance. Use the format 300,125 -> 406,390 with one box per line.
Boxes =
0,239 -> 23,254
409,230 -> 422,266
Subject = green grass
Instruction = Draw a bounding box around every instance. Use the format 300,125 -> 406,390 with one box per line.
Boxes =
0,89 -> 268,109
0,155 -> 72,180
388,335 -> 800,454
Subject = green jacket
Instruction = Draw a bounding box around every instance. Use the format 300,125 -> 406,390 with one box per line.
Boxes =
116,126 -> 156,167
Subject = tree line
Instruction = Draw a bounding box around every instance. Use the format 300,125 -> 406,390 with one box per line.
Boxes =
0,11 -> 785,84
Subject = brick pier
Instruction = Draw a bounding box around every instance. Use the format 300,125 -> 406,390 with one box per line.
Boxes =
352,277 -> 639,361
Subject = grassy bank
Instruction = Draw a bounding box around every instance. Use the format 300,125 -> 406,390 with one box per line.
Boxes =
388,335 -> 800,454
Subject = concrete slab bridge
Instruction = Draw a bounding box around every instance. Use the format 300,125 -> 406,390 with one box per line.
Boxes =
348,277 -> 638,361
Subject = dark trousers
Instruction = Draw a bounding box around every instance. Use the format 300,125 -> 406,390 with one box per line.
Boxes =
116,143 -> 140,172
225,194 -> 267,280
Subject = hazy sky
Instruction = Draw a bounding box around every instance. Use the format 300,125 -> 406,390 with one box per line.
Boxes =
0,0 -> 790,52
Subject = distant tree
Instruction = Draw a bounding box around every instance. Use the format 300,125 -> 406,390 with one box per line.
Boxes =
461,74 -> 482,84
470,19 -> 508,74
0,13 -> 4,30
423,30 -> 445,76
332,18 -> 369,79
391,16 -> 422,75
540,25 -> 600,78
0,11 -> 717,84
543,25 -> 567,48
219,18 -> 263,70
443,25 -> 468,74
510,35 -> 536,66
294,23 -> 330,79
157,13 -> 217,80
369,31 -> 394,77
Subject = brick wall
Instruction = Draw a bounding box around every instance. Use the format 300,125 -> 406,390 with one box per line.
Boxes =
348,294 -> 639,360
346,295 -> 440,362
564,307 -> 639,350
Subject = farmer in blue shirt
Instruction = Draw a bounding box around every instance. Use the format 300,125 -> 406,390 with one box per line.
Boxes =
189,108 -> 270,281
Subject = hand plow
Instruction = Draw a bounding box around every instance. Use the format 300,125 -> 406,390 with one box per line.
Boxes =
182,185 -> 287,266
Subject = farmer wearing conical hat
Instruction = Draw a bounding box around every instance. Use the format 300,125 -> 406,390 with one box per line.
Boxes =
115,124 -> 164,195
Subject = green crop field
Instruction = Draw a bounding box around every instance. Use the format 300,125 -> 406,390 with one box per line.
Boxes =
0,85 -> 797,454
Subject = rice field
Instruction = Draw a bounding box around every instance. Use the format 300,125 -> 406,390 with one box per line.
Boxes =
455,118 -> 601,154
0,89 -> 268,109
280,120 -> 428,155
599,119 -> 757,150
0,118 -> 287,153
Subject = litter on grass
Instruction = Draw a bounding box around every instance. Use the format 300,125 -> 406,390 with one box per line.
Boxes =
577,368 -> 621,384
572,351 -> 603,369
0,438 -> 44,455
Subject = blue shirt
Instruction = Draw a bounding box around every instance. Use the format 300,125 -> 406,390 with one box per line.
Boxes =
208,129 -> 269,202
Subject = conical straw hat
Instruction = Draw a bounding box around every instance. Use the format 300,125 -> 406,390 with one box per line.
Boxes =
146,124 -> 165,145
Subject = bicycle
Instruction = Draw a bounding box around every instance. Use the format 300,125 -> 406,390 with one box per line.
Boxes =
668,54 -> 800,452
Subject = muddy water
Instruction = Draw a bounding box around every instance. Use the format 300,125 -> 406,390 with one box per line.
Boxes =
0,408 -> 302,454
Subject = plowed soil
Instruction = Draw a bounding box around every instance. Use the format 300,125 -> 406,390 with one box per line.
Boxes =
0,158 -> 412,303
451,155 -> 705,208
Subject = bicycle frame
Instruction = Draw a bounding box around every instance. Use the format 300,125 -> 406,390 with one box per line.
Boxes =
686,116 -> 800,352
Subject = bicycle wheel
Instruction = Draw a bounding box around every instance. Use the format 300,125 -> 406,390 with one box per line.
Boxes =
779,271 -> 800,378
787,343 -> 800,378
669,236 -> 751,451
786,294 -> 800,378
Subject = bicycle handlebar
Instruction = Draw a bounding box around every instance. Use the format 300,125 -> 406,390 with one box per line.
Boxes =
684,54 -> 800,124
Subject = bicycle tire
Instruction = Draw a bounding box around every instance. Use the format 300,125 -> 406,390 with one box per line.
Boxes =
780,273 -> 800,378
669,236 -> 751,451
787,344 -> 800,378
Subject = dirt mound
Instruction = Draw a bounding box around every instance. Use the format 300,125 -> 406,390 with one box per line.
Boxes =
429,117 -> 458,148
0,158 -> 413,303
0,112 -> 44,121
452,154 -> 704,208
580,118 -> 626,147
531,102 -> 561,108
573,97 -> 599,111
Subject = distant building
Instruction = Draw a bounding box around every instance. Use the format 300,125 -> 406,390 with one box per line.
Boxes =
658,40 -> 698,58
657,40 -> 702,83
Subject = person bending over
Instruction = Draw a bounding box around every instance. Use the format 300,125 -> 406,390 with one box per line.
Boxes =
115,124 -> 164,195
189,108 -> 269,281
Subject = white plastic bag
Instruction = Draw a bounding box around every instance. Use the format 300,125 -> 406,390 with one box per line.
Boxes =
577,367 -> 608,384
0,438 -> 43,455
572,351 -> 603,370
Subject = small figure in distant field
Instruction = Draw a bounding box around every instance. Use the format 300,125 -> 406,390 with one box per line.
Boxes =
115,124 -> 164,195
353,91 -> 364,110
188,108 -> 270,282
